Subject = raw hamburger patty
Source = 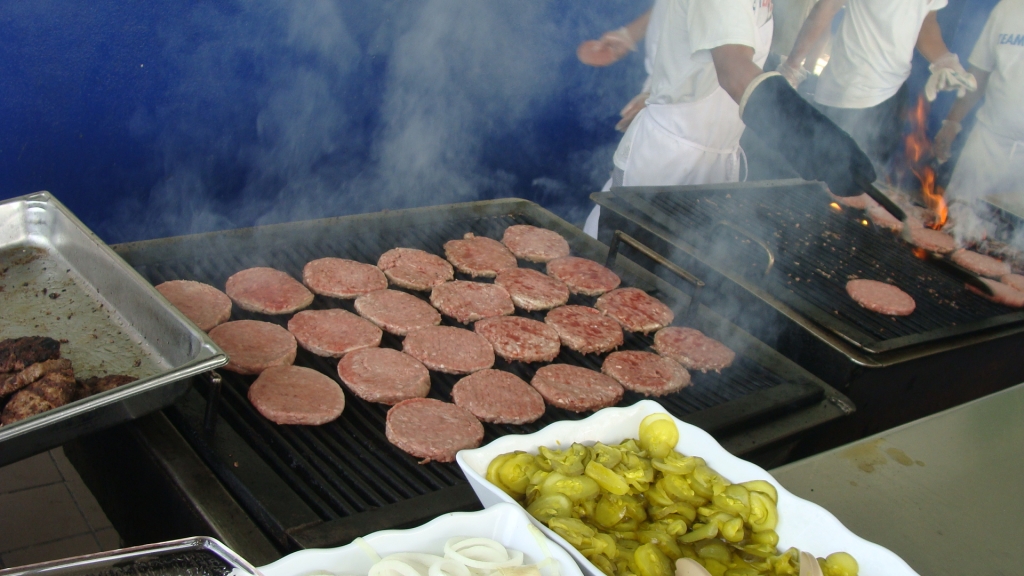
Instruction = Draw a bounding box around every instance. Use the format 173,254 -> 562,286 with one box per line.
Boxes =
602,351 -> 691,397
968,278 -> 1024,308
225,267 -> 314,315
846,279 -> 916,316
501,225 -> 571,263
653,327 -> 735,372
444,233 -> 518,278
474,316 -> 561,363
909,227 -> 956,254
287,309 -> 382,358
546,256 -> 621,296
831,192 -> 872,210
430,281 -> 515,324
385,398 -> 484,462
950,250 -> 1011,278
155,280 -> 232,332
1002,273 -> 1024,292
867,204 -> 924,232
209,320 -> 297,375
451,369 -> 545,424
354,289 -> 441,336
248,365 -> 345,426
302,258 -> 387,299
544,305 -> 624,354
403,326 -> 495,374
595,288 -> 675,333
377,248 -> 454,291
530,364 -> 624,412
495,268 -> 570,311
337,347 -> 430,405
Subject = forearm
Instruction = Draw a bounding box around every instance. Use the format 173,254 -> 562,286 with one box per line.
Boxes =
786,0 -> 845,68
945,67 -> 990,123
916,12 -> 949,62
711,45 -> 765,103
623,9 -> 652,43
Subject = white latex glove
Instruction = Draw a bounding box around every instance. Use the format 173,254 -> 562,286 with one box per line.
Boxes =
600,27 -> 637,54
924,53 -> 978,102
615,92 -> 649,132
776,60 -> 809,89
933,119 -> 962,163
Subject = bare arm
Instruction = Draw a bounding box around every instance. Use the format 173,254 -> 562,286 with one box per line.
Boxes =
623,9 -> 652,44
711,44 -> 765,103
785,0 -> 846,70
945,66 -> 991,123
916,11 -> 950,62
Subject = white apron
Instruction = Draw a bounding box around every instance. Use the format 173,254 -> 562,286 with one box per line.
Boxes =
947,121 -> 1024,203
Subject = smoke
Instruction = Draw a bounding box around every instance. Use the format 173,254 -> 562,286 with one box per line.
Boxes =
107,1 -> 639,242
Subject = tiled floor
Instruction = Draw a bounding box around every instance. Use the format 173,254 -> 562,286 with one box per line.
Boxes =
0,448 -> 122,569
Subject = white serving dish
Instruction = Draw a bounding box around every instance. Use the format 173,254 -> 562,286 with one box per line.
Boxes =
259,503 -> 585,576
457,400 -> 918,576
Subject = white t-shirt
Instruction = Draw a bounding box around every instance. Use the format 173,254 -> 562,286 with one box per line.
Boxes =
815,0 -> 948,109
971,0 -> 1024,141
646,0 -> 774,105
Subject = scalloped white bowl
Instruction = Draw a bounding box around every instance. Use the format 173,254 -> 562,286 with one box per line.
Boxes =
258,503 -> 585,576
456,400 -> 918,576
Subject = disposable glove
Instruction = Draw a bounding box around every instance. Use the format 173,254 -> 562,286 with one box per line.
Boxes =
924,53 -> 977,102
776,60 -> 809,89
933,120 -> 962,163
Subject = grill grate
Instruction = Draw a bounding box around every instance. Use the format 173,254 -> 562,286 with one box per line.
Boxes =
120,203 -> 824,548
603,182 -> 1024,352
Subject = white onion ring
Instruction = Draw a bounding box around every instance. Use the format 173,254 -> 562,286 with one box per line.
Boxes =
428,558 -> 473,576
444,538 -> 524,569
354,537 -> 382,564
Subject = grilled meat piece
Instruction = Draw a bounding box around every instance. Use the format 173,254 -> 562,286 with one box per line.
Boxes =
0,359 -> 70,398
1,359 -> 75,425
0,336 -> 61,373
77,374 -> 138,398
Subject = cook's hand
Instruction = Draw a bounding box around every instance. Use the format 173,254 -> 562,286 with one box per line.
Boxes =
933,119 -> 962,163
615,92 -> 649,132
776,60 -> 808,89
924,53 -> 977,102
577,27 -> 636,67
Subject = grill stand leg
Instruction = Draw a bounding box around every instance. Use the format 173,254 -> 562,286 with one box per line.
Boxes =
203,371 -> 223,434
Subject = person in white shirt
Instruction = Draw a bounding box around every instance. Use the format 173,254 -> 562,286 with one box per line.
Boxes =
779,0 -> 975,175
934,0 -> 1024,233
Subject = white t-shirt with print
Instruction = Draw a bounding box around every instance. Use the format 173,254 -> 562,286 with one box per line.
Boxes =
971,0 -> 1024,140
815,0 -> 948,109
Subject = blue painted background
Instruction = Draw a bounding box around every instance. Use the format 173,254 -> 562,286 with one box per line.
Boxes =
0,1 -> 995,243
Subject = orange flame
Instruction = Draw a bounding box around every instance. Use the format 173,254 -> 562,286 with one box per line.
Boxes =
912,247 -> 928,260
905,97 -> 948,229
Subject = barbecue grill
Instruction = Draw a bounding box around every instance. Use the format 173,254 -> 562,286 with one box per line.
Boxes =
64,199 -> 850,562
592,179 -> 1024,454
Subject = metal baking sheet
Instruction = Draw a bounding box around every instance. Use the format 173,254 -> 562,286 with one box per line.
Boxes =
0,192 -> 226,466
0,536 -> 260,575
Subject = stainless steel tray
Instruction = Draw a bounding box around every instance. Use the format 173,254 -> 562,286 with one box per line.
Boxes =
0,536 -> 260,575
0,191 -> 226,466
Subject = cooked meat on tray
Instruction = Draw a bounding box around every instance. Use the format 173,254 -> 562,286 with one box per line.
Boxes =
529,364 -> 623,413
494,268 -> 570,311
968,278 -> 1024,308
287,309 -> 382,358
546,256 -> 620,296
429,281 -> 515,324
225,267 -> 314,315
403,326 -> 495,374
653,327 -> 735,372
248,365 -> 345,426
595,287 -> 675,333
601,350 -> 691,397
77,374 -> 138,398
1,358 -> 75,425
443,233 -> 518,278
846,279 -> 916,316
908,227 -> 956,254
354,289 -> 441,336
209,320 -> 297,375
302,257 -> 388,299
950,250 -> 1011,278
451,369 -> 545,424
155,280 -> 232,332
473,316 -> 561,363
336,347 -> 430,405
500,224 -> 571,263
0,336 -> 61,374
385,398 -> 483,463
377,248 -> 454,291
544,305 -> 623,354
1002,273 -> 1024,292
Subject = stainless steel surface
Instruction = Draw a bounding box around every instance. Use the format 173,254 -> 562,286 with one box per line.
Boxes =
771,382 -> 1024,575
0,536 -> 260,575
0,192 -> 226,466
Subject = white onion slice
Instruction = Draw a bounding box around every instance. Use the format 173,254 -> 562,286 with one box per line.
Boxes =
444,538 -> 524,569
354,537 -> 382,564
428,558 -> 473,576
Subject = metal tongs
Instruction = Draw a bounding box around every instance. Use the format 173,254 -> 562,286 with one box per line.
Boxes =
857,176 -> 994,296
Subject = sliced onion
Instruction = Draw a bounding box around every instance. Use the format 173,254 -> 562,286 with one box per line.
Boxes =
444,538 -> 524,569
428,558 -> 473,576
354,537 -> 382,564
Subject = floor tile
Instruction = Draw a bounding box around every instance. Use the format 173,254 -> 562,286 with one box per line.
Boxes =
0,483 -> 91,553
2,533 -> 100,569
0,452 -> 63,494
50,449 -> 113,531
95,527 -> 122,552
